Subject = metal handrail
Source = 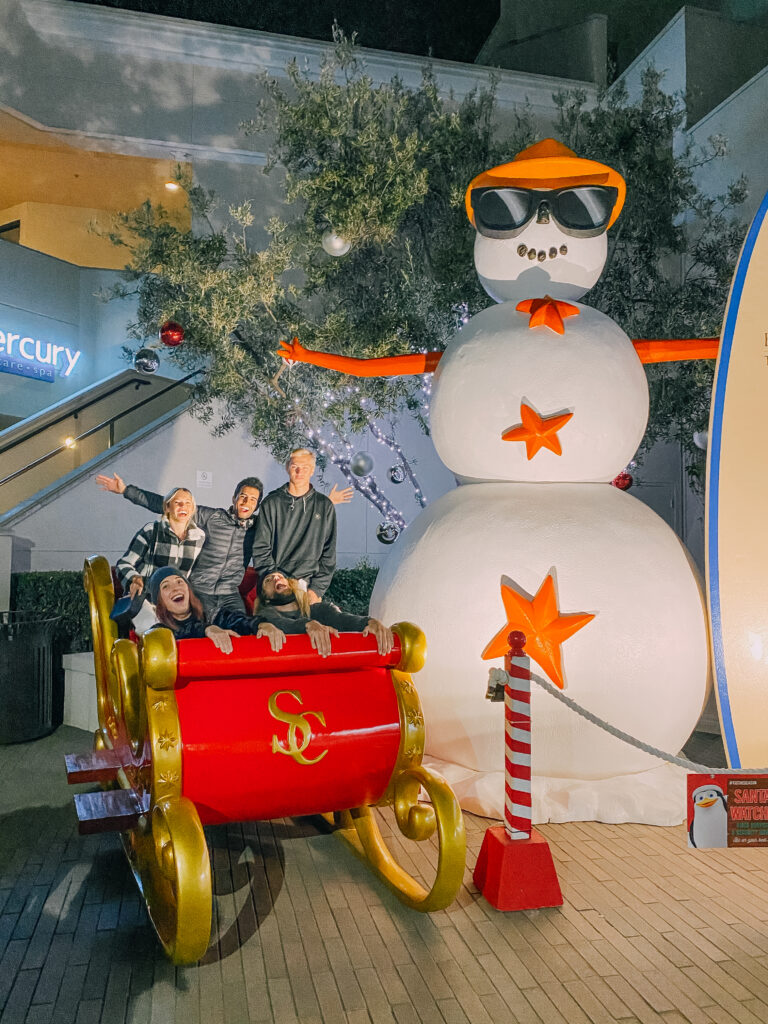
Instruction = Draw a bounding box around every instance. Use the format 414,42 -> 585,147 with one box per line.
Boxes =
0,370 -> 203,489
0,375 -> 154,456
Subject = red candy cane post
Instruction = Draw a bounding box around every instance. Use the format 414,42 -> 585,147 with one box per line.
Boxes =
475,628 -> 563,910
504,630 -> 531,840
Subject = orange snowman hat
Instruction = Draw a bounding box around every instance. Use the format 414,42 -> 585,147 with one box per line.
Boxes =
465,138 -> 626,230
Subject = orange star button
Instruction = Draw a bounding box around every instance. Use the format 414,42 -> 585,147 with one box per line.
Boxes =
502,402 -> 573,459
516,295 -> 580,335
482,573 -> 595,690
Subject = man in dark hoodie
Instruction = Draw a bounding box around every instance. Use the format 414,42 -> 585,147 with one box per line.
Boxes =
250,448 -> 337,605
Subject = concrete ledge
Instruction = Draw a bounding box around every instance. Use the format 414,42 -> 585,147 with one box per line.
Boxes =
62,651 -> 99,733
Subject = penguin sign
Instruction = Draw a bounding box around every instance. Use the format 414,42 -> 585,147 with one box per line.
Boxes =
688,781 -> 728,849
687,773 -> 768,848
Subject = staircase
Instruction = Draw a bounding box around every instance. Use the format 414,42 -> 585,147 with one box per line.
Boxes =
0,369 -> 199,524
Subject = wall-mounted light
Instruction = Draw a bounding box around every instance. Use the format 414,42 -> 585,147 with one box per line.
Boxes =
164,181 -> 182,193
63,436 -> 76,449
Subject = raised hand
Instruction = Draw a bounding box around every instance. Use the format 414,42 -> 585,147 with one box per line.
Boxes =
96,472 -> 126,494
328,484 -> 354,505
128,576 -> 144,599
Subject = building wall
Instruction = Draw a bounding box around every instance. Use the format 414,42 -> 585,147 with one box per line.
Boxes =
689,64 -> 768,222
614,7 -> 688,103
0,241 -> 139,422
0,0 -> 590,204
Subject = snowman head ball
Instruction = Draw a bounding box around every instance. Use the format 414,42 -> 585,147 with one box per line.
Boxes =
466,139 -> 626,304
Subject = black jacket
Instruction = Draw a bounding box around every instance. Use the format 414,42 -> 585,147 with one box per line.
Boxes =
123,485 -> 256,599
250,484 -> 337,597
154,607 -> 305,641
257,601 -> 368,633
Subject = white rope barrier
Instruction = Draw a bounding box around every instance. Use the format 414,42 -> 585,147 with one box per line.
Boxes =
493,668 -> 768,775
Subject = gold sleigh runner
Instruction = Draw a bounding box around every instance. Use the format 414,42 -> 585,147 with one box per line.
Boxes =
66,555 -> 466,964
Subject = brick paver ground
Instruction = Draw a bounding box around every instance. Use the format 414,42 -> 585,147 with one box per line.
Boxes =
3,726 -> 768,1024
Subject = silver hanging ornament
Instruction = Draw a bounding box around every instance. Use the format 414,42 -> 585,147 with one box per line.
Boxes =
350,451 -> 374,476
388,465 -> 406,484
134,347 -> 160,374
376,521 -> 399,545
693,430 -> 708,451
321,230 -> 351,257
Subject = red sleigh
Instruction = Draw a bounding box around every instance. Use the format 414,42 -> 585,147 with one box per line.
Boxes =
66,556 -> 466,963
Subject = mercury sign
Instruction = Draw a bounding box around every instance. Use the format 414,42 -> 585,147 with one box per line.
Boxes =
0,328 -> 81,383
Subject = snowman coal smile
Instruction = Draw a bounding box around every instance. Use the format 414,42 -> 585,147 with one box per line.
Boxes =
517,243 -> 568,262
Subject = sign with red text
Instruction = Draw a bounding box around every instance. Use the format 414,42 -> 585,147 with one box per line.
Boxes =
687,773 -> 768,848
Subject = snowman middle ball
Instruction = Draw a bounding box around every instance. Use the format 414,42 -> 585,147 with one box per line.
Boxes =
430,301 -> 649,483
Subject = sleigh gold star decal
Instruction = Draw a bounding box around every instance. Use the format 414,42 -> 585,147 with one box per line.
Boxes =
482,573 -> 595,690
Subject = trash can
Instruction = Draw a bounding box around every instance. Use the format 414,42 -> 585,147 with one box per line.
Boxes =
0,611 -> 61,743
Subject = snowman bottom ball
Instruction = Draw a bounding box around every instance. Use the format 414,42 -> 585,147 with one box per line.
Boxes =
371,483 -> 709,820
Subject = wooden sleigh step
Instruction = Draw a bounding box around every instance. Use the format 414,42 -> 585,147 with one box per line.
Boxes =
74,788 -> 151,835
65,749 -> 124,784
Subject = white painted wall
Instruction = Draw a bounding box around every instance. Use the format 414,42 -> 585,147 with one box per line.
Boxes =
614,7 -> 687,103
0,0 -> 592,196
689,64 -> 768,222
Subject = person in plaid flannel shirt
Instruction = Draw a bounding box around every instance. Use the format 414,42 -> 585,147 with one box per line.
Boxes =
115,487 -> 206,600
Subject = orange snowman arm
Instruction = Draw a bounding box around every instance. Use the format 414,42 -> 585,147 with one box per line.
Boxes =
277,337 -> 442,377
632,338 -> 719,363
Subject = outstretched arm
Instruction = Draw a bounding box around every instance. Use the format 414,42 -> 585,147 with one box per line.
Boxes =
280,335 -> 720,373
277,337 -> 442,378
96,473 -> 164,514
632,338 -> 719,364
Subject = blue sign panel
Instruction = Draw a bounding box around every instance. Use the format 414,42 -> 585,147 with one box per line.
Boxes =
0,328 -> 81,383
0,354 -> 55,382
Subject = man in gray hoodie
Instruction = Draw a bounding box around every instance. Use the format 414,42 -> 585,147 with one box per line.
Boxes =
250,449 -> 337,604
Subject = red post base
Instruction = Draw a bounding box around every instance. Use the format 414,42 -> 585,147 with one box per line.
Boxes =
473,825 -> 563,911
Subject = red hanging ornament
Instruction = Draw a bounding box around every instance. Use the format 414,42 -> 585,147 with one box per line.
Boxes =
611,471 -> 633,491
159,321 -> 185,347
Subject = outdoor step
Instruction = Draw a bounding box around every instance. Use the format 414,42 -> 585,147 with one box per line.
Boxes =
73,787 -> 150,834
65,749 -> 124,783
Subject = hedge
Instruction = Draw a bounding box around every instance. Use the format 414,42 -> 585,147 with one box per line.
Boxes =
11,561 -> 380,653
324,560 -> 380,617
10,571 -> 92,653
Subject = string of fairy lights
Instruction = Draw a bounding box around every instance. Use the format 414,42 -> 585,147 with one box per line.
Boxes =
293,395 -> 409,540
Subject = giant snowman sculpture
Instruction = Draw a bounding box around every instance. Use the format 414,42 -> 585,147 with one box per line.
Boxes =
283,139 -> 710,825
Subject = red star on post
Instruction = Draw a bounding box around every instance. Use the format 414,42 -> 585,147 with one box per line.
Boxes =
516,295 -> 580,335
481,573 -> 595,690
502,403 -> 573,459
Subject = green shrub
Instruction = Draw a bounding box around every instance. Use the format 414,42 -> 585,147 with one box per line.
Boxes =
325,560 -> 380,617
10,570 -> 91,653
11,562 -> 380,651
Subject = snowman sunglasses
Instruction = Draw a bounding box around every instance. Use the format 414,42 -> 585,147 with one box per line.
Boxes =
470,185 -> 619,239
